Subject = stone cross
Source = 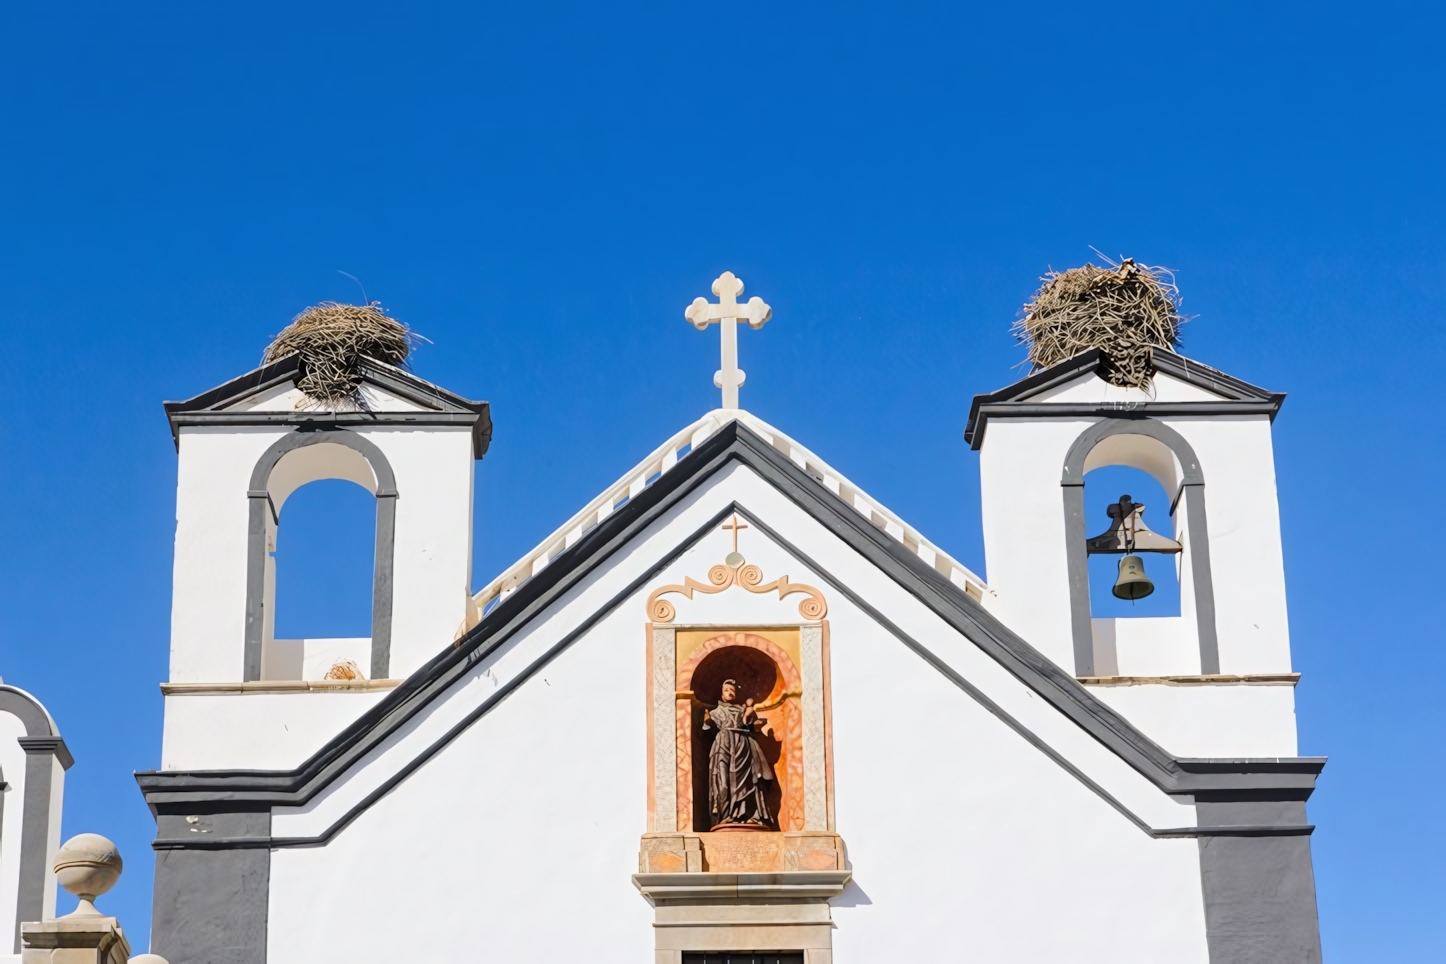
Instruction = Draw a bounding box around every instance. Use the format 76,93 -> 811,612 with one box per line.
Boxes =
686,271 -> 772,409
721,513 -> 748,552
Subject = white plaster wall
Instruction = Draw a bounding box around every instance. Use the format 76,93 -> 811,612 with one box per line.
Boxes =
827,595 -> 1208,963
160,692 -> 393,771
1087,684 -> 1299,758
264,462 -> 1218,962
977,418 -> 1097,670
1094,617 -> 1200,677
171,426 -> 294,682
1161,416 -> 1292,673
0,711 -> 29,954
353,426 -> 475,677
266,582 -> 655,964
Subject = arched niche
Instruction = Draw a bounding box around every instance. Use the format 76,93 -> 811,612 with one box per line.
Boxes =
676,633 -> 804,833
245,430 -> 397,682
1061,418 -> 1218,677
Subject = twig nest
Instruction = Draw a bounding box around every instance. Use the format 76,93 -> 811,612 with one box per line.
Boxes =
54,833 -> 122,917
263,302 -> 411,407
1015,257 -> 1184,388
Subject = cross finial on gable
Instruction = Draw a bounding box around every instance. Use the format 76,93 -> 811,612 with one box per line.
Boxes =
685,271 -> 772,410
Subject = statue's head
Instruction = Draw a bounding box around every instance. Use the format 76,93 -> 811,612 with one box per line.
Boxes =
720,679 -> 738,704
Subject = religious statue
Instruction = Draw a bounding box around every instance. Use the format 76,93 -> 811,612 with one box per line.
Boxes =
703,679 -> 776,829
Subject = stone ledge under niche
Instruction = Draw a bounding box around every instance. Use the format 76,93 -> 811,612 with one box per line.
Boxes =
633,870 -> 852,901
640,831 -> 845,875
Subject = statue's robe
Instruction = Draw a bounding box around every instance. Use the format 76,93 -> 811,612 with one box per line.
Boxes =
704,702 -> 775,828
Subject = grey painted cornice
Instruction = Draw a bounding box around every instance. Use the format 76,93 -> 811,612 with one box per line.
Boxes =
136,421 -> 1323,835
964,349 -> 1287,448
162,354 -> 493,458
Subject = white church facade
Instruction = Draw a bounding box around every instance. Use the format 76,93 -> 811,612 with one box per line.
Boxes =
122,273 -> 1323,963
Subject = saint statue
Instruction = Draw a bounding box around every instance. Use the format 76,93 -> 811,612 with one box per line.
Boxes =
703,679 -> 776,829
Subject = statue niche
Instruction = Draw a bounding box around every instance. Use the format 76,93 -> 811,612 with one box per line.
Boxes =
688,644 -> 785,831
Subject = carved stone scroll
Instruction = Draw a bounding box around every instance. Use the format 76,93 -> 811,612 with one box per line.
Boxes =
647,561 -> 827,622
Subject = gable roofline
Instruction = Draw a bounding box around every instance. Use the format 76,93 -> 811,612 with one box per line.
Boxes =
964,348 -> 1287,448
458,409 -> 989,633
161,354 -> 493,458
136,420 -> 1322,832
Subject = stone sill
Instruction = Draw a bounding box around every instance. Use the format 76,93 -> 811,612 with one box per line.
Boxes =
1078,674 -> 1300,687
633,871 -> 852,901
160,679 -> 402,695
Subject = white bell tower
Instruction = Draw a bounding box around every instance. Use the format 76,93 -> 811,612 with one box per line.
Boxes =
157,352 -> 489,770
967,347 -> 1299,757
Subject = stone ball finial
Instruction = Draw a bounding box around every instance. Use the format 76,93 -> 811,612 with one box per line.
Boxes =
53,833 -> 123,918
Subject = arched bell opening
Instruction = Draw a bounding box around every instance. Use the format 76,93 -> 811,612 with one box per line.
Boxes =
245,430 -> 398,682
1062,419 -> 1220,677
265,478 -> 377,682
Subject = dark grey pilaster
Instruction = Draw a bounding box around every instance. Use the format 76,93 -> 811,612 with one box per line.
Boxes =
151,811 -> 271,964
13,736 -> 72,952
1196,800 -> 1322,963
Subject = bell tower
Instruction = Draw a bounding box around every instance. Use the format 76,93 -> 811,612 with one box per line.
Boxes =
967,346 -> 1297,757
157,309 -> 490,770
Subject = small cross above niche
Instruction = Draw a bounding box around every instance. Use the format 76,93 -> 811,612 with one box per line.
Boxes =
721,512 -> 749,567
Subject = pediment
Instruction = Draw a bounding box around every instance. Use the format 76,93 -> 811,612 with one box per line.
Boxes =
965,348 -> 1285,448
161,354 -> 492,457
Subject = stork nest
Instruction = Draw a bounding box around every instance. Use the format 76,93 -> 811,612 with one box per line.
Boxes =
1014,257 -> 1184,388
263,302 -> 412,407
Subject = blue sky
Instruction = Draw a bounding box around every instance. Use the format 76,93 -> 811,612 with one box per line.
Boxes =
2,2 -> 1443,957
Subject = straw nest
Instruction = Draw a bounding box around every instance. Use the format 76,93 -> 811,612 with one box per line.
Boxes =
263,302 -> 411,407
1014,256 -> 1184,388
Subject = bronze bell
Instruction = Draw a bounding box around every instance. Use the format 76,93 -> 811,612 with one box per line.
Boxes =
1113,554 -> 1155,600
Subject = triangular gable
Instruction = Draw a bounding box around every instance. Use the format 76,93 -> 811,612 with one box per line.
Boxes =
136,421 -> 1320,846
965,348 -> 1286,448
459,408 -> 989,637
161,354 -> 493,457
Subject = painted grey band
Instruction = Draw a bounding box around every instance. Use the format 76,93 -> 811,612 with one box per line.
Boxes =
1,689 -> 71,953
1061,417 -> 1221,676
243,429 -> 398,682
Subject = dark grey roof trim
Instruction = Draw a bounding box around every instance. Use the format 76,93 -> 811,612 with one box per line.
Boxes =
162,355 -> 493,458
136,422 -> 1322,834
964,349 -> 1286,448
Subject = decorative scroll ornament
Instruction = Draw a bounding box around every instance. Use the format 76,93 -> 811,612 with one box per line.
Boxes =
647,561 -> 827,623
